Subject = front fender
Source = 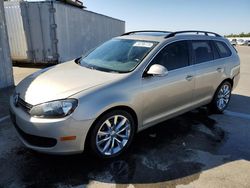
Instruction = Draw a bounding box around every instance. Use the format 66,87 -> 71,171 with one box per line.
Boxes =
70,79 -> 143,127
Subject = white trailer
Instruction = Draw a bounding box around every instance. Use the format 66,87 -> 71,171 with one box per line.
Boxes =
4,1 -> 125,64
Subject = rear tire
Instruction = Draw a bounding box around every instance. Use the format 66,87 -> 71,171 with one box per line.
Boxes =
209,81 -> 232,113
89,110 -> 135,159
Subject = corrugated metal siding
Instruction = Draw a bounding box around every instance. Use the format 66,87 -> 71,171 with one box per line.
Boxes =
20,2 -> 57,63
4,1 -> 125,64
4,2 -> 28,61
54,2 -> 125,62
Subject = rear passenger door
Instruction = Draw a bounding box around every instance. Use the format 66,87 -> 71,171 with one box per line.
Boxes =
191,40 -> 226,105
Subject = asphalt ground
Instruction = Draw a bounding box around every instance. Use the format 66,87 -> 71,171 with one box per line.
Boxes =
0,46 -> 250,188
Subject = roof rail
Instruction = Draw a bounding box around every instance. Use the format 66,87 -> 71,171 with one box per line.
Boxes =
165,30 -> 221,38
121,30 -> 172,36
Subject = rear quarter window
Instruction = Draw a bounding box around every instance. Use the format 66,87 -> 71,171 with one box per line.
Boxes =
214,41 -> 232,58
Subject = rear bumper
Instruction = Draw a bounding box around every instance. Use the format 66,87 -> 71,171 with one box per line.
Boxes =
9,97 -> 95,155
233,71 -> 240,90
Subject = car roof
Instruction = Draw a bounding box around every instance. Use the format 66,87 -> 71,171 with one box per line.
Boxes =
116,30 -> 225,43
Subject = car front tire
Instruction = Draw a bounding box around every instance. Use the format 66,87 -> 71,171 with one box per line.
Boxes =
89,110 -> 135,159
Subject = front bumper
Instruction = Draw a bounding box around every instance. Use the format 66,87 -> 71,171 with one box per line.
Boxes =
9,97 -> 95,155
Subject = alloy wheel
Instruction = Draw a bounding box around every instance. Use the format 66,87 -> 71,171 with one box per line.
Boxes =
216,83 -> 231,110
95,115 -> 131,156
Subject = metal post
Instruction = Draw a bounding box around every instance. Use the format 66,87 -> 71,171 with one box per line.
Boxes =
0,0 -> 14,89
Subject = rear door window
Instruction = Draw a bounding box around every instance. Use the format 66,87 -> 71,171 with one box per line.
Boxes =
191,41 -> 214,64
214,41 -> 232,58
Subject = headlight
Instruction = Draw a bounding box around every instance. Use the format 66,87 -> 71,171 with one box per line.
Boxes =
30,99 -> 78,118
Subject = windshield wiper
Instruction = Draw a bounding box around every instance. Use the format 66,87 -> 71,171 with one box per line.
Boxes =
80,62 -> 127,73
75,57 -> 82,64
106,69 -> 128,74
88,65 -> 97,70
81,62 -> 97,70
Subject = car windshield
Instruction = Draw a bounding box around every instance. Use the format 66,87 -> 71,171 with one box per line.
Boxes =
79,39 -> 158,73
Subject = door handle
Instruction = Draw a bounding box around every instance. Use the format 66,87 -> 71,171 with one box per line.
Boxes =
186,75 -> 193,81
217,67 -> 223,73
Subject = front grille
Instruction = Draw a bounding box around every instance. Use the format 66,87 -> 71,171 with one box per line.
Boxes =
12,117 -> 57,148
17,97 -> 33,113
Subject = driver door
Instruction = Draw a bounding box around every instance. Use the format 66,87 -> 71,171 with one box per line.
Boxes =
141,41 -> 195,127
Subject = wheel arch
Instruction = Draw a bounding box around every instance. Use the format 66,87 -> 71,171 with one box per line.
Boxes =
212,78 -> 234,100
223,78 -> 234,88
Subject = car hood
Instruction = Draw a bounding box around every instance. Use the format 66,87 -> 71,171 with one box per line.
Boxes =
15,61 -> 125,105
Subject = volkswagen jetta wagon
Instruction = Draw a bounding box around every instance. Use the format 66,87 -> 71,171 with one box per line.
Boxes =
10,30 -> 240,158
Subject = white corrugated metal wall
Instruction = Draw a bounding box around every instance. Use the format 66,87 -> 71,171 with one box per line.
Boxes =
0,0 -> 14,89
4,2 -> 28,61
54,2 -> 125,62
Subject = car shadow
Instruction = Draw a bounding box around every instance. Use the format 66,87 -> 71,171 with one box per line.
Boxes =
1,94 -> 250,187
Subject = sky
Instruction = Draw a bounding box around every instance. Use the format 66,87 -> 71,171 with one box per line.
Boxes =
84,0 -> 250,35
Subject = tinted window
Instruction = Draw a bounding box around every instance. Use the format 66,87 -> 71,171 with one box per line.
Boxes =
192,41 -> 214,64
151,41 -> 189,71
214,41 -> 232,58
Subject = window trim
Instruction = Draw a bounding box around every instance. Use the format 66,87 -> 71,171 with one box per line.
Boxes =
142,40 -> 191,77
187,41 -> 195,65
210,40 -> 221,60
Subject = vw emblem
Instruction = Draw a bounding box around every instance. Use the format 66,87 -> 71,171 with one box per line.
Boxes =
13,93 -> 20,107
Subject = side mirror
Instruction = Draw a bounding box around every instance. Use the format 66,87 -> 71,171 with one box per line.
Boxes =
147,64 -> 168,77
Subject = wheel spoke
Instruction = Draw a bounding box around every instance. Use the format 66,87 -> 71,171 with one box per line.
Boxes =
219,99 -> 223,109
105,119 -> 112,128
221,98 -> 225,105
114,115 -> 118,125
110,138 -> 115,154
102,139 -> 111,153
224,90 -> 230,96
224,94 -> 230,99
115,118 -> 127,131
223,85 -> 226,92
223,98 -> 229,103
117,133 -> 129,140
114,137 -> 123,149
98,131 -> 109,136
98,136 -> 111,145
117,124 -> 129,134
